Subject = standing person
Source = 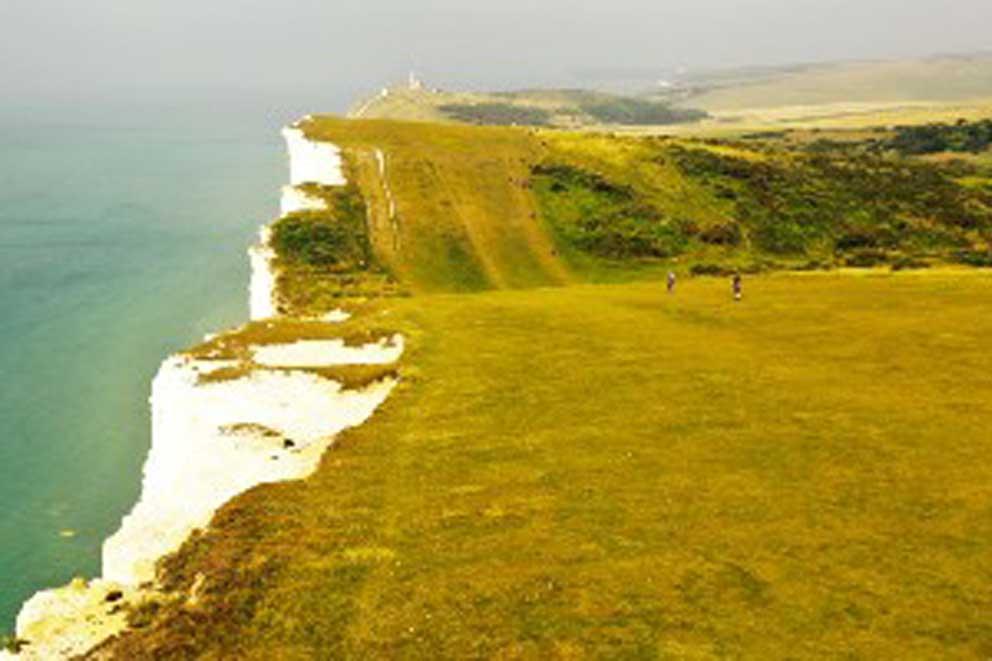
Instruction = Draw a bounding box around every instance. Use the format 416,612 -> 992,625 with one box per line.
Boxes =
732,272 -> 742,302
667,271 -> 677,294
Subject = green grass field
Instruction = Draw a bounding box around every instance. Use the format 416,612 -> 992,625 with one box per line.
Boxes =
101,271 -> 992,659
79,110 -> 992,658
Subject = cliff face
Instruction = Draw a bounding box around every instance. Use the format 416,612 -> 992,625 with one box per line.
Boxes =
3,123 -> 402,660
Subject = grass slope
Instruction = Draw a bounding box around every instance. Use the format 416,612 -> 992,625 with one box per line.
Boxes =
286,117 -> 571,307
84,115 -> 992,658
352,87 -> 705,129
99,272 -> 992,658
271,118 -> 991,311
682,54 -> 992,112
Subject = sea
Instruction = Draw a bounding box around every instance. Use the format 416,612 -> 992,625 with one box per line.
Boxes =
0,89 -> 349,629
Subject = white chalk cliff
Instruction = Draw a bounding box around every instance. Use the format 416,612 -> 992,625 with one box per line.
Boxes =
4,123 -> 392,659
248,126 -> 347,322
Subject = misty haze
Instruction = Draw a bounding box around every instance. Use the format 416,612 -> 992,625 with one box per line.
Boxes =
2,1 -> 992,658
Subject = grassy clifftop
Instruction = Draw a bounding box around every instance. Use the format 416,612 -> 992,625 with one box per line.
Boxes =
351,87 -> 706,129
84,116 -> 992,658
96,273 -> 992,659
270,116 -> 992,316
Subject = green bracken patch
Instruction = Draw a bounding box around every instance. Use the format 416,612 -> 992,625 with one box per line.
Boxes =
271,184 -> 374,269
438,103 -> 554,127
669,143 -> 992,259
531,163 -> 688,260
269,181 -> 404,313
576,96 -> 707,126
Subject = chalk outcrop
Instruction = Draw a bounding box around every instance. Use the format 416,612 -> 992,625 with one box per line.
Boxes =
4,123 -> 393,659
102,355 -> 397,586
280,185 -> 328,216
282,127 -> 346,187
248,126 -> 347,322
248,226 -> 279,321
252,335 -> 404,368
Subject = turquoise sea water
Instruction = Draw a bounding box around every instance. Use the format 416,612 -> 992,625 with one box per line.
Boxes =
0,99 -> 297,629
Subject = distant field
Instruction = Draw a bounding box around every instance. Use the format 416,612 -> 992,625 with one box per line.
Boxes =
103,272 -> 992,658
682,54 -> 992,112
625,98 -> 992,139
351,87 -> 705,130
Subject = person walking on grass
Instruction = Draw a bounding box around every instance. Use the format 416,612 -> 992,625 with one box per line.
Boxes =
667,271 -> 677,294
732,272 -> 743,302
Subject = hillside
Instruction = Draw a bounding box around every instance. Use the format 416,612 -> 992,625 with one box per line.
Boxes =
350,86 -> 706,129
668,53 -> 992,111
266,116 -> 992,317
93,273 -> 992,659
25,116 -> 992,659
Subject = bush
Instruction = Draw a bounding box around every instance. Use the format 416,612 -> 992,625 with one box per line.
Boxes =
270,185 -> 375,270
883,119 -> 992,155
690,263 -> 735,277
669,143 -> 992,259
954,249 -> 992,267
844,249 -> 889,268
890,256 -> 931,271
2,636 -> 26,654
699,222 -> 742,246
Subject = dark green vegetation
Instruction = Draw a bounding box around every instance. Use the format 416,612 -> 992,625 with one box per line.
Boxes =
270,183 -> 399,310
533,130 -> 992,273
271,185 -> 374,268
576,96 -> 707,126
882,119 -> 992,155
668,143 -> 992,260
96,274 -> 992,658
531,164 -> 688,259
438,103 -> 553,126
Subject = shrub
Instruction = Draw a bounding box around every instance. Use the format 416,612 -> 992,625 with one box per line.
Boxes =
669,143 -> 992,259
699,222 -> 742,246
890,256 -> 931,271
954,249 -> 992,267
690,263 -> 735,277
882,119 -> 992,155
844,249 -> 889,268
270,185 -> 375,271
2,636 -> 26,654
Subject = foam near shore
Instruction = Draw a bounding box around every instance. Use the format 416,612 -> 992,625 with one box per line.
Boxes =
5,123 -> 387,659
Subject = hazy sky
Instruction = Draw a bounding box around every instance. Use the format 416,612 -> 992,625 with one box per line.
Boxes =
3,0 -> 991,110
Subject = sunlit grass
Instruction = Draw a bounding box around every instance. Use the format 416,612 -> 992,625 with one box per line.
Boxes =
107,272 -> 992,658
